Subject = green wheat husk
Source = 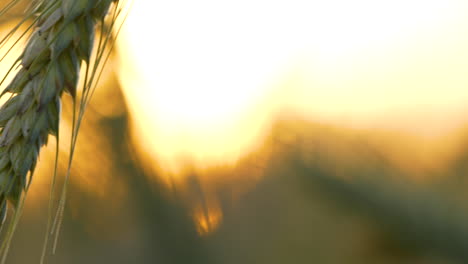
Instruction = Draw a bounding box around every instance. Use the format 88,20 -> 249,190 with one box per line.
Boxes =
0,0 -> 128,262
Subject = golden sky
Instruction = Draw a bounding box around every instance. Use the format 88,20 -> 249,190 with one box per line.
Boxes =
117,0 -> 468,170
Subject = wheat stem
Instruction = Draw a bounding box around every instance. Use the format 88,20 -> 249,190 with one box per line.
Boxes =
40,125 -> 59,264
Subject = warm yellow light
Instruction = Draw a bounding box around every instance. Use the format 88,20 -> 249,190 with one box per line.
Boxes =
117,0 -> 468,172
193,200 -> 223,236
0,20 -> 26,93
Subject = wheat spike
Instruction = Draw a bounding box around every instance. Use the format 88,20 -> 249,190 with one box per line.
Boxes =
0,0 -> 122,261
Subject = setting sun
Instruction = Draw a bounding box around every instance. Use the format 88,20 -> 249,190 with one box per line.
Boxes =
117,0 -> 468,172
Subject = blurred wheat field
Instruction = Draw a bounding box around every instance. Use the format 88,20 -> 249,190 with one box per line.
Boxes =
1,0 -> 468,263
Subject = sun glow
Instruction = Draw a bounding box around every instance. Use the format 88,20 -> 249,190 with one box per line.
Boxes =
117,0 -> 468,172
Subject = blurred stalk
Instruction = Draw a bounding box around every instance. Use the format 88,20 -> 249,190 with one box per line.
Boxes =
100,102 -> 212,264
290,150 -> 468,262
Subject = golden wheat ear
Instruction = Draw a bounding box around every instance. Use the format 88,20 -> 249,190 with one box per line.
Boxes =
0,0 -> 129,262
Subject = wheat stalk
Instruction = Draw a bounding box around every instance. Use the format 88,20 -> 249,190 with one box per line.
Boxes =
0,0 -> 126,262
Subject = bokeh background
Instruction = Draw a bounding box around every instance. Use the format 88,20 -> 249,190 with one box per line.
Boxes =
2,0 -> 468,263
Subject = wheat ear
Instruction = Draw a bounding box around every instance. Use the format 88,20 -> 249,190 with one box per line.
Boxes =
0,0 -> 122,261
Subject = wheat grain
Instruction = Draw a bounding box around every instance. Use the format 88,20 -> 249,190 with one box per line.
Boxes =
0,0 -> 121,261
